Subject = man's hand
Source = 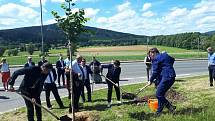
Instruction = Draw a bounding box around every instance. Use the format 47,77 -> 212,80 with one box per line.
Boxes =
148,81 -> 152,85
32,98 -> 36,104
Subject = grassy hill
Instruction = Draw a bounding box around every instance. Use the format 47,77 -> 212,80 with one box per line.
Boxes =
0,24 -> 144,47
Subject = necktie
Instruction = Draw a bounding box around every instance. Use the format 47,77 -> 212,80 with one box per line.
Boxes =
48,73 -> 53,83
79,64 -> 84,81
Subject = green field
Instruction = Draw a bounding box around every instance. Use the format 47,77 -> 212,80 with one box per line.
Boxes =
0,75 -> 214,121
2,45 -> 207,65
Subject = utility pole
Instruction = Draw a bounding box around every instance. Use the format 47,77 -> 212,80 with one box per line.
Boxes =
147,37 -> 149,52
40,0 -> 44,55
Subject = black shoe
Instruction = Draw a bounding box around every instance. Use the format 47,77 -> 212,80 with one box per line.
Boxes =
60,105 -> 66,109
68,95 -> 71,99
210,84 -> 213,87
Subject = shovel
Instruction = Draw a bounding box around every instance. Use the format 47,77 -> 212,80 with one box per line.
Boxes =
15,91 -> 72,121
100,74 -> 145,100
101,74 -> 150,100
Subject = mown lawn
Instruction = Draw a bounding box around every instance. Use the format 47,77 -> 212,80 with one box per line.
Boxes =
1,75 -> 215,121
2,45 -> 207,65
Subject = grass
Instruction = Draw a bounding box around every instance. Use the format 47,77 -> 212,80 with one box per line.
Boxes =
2,45 -> 207,65
1,75 -> 215,121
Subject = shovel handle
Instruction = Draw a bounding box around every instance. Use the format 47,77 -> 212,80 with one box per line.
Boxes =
15,91 -> 60,120
100,74 -> 128,93
135,83 -> 150,96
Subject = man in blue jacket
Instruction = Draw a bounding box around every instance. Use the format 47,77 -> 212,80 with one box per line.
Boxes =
148,48 -> 176,116
207,47 -> 215,86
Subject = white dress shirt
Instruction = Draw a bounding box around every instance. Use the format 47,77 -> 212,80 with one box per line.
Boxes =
44,71 -> 54,84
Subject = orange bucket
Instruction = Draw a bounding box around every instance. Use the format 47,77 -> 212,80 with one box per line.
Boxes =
148,99 -> 158,112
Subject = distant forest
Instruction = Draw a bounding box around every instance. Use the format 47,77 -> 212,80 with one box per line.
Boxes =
0,23 -> 215,51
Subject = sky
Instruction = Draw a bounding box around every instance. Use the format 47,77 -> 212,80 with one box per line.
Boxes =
0,0 -> 215,36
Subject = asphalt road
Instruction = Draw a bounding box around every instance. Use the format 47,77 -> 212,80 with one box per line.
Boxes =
0,60 -> 208,114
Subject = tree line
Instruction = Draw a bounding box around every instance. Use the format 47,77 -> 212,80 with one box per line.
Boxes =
0,31 -> 215,57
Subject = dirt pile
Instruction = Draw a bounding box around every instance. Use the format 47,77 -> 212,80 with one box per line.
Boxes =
126,89 -> 186,104
165,89 -> 186,102
61,111 -> 99,121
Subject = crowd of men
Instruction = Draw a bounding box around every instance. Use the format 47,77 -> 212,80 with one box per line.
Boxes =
1,46 -> 215,120
5,54 -> 122,121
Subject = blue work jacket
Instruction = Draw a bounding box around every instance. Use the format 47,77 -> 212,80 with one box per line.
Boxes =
150,53 -> 176,83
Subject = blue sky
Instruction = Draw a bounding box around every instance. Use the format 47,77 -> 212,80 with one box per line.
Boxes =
0,0 -> 215,36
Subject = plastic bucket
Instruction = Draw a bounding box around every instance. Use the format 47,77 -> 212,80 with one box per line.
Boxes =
148,99 -> 158,112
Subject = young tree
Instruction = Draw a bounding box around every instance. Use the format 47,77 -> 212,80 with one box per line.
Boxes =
52,0 -> 88,119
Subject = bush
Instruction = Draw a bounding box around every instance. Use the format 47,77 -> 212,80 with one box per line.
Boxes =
26,43 -> 34,55
11,49 -> 19,56
7,50 -> 12,56
0,47 -> 6,57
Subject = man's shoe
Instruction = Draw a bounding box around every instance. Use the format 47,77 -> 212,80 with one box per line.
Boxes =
107,103 -> 111,108
48,107 -> 52,110
117,101 -> 122,104
210,84 -> 213,87
60,105 -> 66,109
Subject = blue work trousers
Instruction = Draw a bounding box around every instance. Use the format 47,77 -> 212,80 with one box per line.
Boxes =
156,77 -> 175,113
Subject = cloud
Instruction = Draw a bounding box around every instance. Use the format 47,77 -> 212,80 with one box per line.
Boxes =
22,0 -> 47,7
96,17 -> 108,23
50,0 -> 97,3
142,3 -> 152,11
165,7 -> 188,21
96,0 -> 215,35
142,11 -> 154,17
81,0 -> 98,2
0,3 -> 40,29
84,8 -> 100,18
50,0 -> 64,2
117,1 -> 130,12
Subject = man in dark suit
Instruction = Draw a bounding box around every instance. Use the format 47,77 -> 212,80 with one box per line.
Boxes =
9,62 -> 53,121
44,67 -> 64,109
148,48 -> 176,116
80,58 -> 93,102
24,56 -> 35,68
56,56 -> 66,87
38,56 -> 48,67
101,60 -> 121,108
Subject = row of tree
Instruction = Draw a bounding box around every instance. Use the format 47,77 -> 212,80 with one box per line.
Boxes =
1,32 -> 215,57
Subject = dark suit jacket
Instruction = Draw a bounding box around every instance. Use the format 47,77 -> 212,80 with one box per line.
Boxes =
56,60 -> 66,72
9,66 -> 47,98
38,60 -> 48,67
82,65 -> 92,83
24,62 -> 35,68
101,64 -> 121,83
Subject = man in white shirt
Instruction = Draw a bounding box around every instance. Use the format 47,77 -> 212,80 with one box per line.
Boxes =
71,55 -> 84,110
24,56 -> 35,68
44,68 -> 64,110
